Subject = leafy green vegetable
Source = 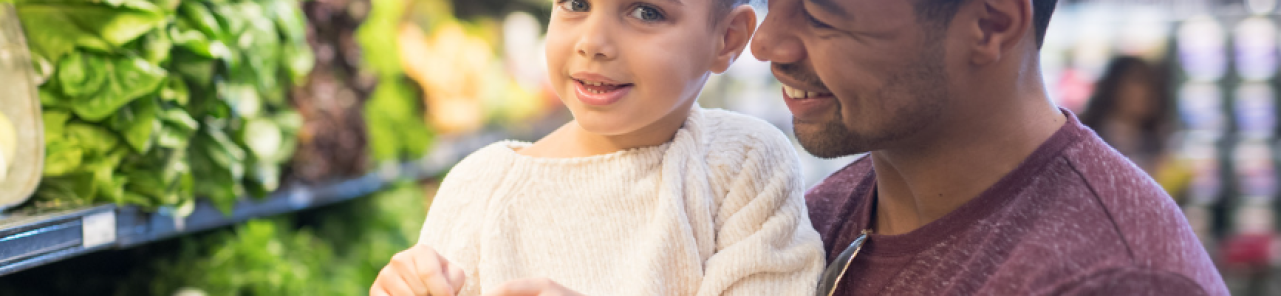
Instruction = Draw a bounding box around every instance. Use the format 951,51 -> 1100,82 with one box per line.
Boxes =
42,140 -> 83,177
156,108 -> 198,149
21,0 -> 313,213
15,0 -> 166,62
169,24 -> 231,60
177,1 -> 222,39
366,78 -> 433,161
358,0 -> 434,162
57,53 -> 166,121
159,77 -> 190,106
133,28 -> 172,64
109,97 -> 160,153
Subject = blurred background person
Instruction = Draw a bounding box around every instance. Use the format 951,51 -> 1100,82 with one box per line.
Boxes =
1080,56 -> 1195,202
1081,56 -> 1177,174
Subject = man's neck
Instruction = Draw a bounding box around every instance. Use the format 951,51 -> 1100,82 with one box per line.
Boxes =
869,94 -> 1066,236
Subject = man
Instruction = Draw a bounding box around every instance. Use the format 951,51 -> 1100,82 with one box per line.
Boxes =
750,0 -> 1228,294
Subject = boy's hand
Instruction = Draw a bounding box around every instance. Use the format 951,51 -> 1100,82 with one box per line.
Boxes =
481,278 -> 586,296
371,245 -> 466,296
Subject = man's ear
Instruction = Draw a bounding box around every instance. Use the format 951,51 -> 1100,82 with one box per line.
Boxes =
712,5 -> 758,74
964,0 -> 1032,66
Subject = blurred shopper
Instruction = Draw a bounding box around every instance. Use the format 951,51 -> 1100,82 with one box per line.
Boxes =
1081,56 -> 1175,174
1081,56 -> 1194,200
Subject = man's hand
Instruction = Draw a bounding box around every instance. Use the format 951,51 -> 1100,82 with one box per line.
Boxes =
371,244 -> 466,296
480,278 -> 586,296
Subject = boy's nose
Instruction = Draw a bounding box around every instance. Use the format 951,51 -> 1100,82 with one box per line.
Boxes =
575,18 -> 617,60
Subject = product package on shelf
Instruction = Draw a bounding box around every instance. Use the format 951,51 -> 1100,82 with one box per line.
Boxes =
11,0 -> 312,214
0,4 -> 45,211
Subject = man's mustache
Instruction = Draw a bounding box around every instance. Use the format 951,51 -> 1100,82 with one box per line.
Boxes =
773,62 -> 829,90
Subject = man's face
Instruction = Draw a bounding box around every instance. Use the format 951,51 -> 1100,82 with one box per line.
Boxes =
751,0 -> 954,158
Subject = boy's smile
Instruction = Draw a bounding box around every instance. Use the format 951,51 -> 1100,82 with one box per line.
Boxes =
572,72 -> 635,106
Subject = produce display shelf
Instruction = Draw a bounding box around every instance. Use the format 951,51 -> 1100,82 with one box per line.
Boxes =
0,174 -> 396,277
0,205 -> 115,277
0,131 -> 507,277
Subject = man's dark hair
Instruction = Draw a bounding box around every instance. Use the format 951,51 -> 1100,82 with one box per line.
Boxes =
913,0 -> 1058,49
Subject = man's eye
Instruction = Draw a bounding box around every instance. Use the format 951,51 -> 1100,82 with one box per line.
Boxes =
630,5 -> 665,22
802,7 -> 833,29
559,0 -> 589,12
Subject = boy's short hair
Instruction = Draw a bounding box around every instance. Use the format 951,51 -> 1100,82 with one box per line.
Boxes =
710,0 -> 752,26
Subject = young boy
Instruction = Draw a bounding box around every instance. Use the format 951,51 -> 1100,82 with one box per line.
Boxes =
370,0 -> 824,295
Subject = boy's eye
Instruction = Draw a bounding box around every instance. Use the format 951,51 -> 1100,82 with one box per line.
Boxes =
559,0 -> 589,12
629,5 -> 665,22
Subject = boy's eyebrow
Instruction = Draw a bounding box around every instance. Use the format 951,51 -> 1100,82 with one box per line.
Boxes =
806,0 -> 849,18
657,0 -> 685,6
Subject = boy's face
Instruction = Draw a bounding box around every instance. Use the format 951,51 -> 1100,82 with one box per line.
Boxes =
546,0 -> 721,136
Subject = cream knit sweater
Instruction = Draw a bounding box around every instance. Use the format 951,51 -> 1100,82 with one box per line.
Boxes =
417,107 -> 824,296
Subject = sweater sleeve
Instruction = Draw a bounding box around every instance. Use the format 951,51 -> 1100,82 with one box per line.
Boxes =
416,148 -> 505,296
695,124 -> 826,296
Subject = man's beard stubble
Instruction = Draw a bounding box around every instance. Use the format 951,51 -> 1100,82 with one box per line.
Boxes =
786,44 -> 950,159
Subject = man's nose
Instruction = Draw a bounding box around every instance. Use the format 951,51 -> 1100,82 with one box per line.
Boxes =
751,9 -> 805,64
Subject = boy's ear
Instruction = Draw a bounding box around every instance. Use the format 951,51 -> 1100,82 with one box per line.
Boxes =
711,5 -> 757,74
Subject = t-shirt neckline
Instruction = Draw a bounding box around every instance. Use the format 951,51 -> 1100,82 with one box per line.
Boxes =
852,108 -> 1089,257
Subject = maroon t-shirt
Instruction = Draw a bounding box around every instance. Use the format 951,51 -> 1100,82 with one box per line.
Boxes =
806,110 -> 1228,295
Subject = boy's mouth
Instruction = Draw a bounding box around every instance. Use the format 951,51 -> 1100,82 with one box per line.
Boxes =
574,78 -> 634,94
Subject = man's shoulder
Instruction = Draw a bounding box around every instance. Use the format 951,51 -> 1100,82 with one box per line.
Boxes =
1004,134 -> 1226,295
1053,135 -> 1191,250
1058,135 -> 1175,209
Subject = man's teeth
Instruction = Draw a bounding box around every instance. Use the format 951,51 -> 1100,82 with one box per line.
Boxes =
784,85 -> 829,99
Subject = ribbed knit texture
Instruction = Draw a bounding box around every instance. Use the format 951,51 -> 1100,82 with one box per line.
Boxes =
418,107 -> 825,296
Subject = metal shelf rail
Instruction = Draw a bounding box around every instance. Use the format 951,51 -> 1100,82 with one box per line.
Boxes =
0,131 -> 504,277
